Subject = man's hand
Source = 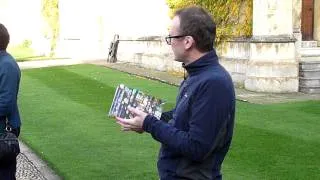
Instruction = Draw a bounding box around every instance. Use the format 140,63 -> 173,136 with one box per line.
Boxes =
115,107 -> 148,133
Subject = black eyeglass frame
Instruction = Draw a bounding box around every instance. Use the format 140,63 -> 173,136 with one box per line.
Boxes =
165,35 -> 188,45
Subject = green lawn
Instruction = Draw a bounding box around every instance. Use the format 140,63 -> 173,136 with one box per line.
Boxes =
7,45 -> 35,61
19,64 -> 320,180
7,45 -> 67,61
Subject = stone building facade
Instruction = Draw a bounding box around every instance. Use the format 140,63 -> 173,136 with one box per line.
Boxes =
219,0 -> 320,93
116,0 -> 320,93
1,0 -> 319,93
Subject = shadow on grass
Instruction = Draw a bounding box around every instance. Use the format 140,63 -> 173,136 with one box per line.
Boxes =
24,67 -> 175,112
24,67 -> 115,111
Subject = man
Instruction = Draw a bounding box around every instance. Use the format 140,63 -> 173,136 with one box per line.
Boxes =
0,23 -> 22,180
116,6 -> 235,180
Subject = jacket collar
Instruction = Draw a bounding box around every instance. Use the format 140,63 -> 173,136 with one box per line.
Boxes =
182,50 -> 218,76
0,50 -> 7,56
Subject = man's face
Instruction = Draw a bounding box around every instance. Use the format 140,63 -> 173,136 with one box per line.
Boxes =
169,16 -> 186,62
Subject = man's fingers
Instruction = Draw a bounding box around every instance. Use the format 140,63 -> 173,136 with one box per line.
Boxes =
116,117 -> 140,129
115,115 -> 144,133
116,116 -> 134,125
128,107 -> 142,116
116,118 -> 144,133
115,116 -> 125,122
116,120 -> 131,128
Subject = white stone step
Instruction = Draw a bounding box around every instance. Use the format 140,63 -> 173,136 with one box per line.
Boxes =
299,47 -> 320,94
300,47 -> 320,58
299,86 -> 320,94
301,41 -> 318,48
300,61 -> 320,70
300,69 -> 320,78
299,77 -> 320,87
300,56 -> 320,62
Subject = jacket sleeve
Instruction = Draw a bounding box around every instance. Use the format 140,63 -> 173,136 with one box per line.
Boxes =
159,109 -> 174,122
143,79 -> 233,162
0,63 -> 19,116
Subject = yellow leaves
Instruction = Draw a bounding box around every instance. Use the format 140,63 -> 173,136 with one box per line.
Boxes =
42,0 -> 59,56
166,0 -> 253,44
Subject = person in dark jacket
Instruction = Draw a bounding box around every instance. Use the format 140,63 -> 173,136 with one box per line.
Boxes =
0,23 -> 22,180
116,6 -> 235,180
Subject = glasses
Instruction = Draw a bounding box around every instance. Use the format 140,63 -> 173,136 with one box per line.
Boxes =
165,35 -> 187,45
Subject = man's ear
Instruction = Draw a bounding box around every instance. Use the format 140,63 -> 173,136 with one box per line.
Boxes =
184,36 -> 194,50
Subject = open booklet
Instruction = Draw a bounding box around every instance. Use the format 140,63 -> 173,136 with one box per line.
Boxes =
108,84 -> 164,119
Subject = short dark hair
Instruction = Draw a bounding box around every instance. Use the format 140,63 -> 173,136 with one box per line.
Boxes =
0,23 -> 10,50
174,6 -> 216,52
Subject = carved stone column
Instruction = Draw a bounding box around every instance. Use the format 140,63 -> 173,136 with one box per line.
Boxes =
245,0 -> 299,92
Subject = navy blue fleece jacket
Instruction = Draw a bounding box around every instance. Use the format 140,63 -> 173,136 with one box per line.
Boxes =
143,50 -> 235,180
0,50 -> 21,130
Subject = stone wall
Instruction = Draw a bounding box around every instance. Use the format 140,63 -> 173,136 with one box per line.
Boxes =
116,36 -> 299,93
219,40 -> 250,87
117,37 -> 183,73
116,37 -> 250,88
245,36 -> 299,92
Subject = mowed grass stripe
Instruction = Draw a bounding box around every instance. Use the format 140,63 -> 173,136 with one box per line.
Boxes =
223,101 -> 320,180
22,65 -> 177,111
236,101 -> 320,143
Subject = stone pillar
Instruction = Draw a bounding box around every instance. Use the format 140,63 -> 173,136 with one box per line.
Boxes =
245,0 -> 299,92
293,0 -> 302,58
